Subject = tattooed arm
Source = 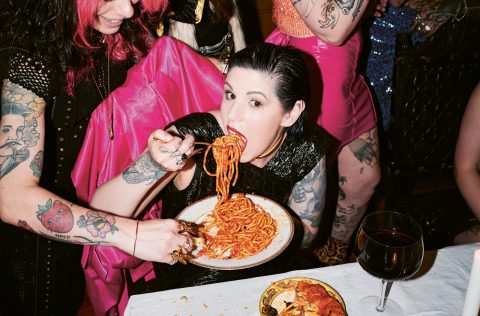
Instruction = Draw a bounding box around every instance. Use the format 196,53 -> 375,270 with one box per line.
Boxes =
0,80 -> 191,262
288,158 -> 327,248
90,127 -> 194,218
291,0 -> 371,45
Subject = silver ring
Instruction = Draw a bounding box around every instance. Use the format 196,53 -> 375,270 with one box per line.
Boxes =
183,240 -> 190,250
175,155 -> 185,165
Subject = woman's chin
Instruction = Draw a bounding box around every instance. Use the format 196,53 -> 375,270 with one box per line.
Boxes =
239,154 -> 251,163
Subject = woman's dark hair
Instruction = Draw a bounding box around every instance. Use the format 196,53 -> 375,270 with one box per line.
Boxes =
0,0 -> 165,94
210,0 -> 235,21
227,43 -> 310,138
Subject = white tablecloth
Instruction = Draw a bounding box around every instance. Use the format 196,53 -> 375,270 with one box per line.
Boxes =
125,243 -> 480,316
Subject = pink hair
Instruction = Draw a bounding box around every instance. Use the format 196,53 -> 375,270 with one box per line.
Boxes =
67,0 -> 167,94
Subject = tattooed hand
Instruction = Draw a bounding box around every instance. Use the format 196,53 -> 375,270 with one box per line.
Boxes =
147,129 -> 195,172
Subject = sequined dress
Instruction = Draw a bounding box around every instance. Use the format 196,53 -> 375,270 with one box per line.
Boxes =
0,44 -> 128,315
365,6 -> 426,129
130,112 -> 330,293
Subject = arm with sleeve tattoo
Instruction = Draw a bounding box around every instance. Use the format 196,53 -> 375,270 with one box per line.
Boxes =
288,158 -> 327,248
89,150 -> 176,218
89,125 -> 193,218
291,0 -> 371,44
0,80 -> 188,263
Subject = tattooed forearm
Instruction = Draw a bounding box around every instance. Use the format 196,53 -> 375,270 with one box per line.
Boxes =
37,200 -> 120,240
1,80 -> 43,178
30,151 -> 43,177
37,199 -> 74,233
288,159 -> 327,246
123,152 -> 167,184
77,210 -> 119,238
39,232 -> 109,245
19,218 -> 108,245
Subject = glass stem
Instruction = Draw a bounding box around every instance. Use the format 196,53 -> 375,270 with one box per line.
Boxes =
376,279 -> 393,312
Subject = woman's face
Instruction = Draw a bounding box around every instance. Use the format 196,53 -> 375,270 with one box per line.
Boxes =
93,0 -> 139,34
220,67 -> 293,163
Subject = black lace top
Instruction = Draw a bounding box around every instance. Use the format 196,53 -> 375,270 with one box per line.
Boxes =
0,45 -> 129,315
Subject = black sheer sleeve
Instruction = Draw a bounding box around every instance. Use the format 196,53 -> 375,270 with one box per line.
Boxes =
5,48 -> 55,102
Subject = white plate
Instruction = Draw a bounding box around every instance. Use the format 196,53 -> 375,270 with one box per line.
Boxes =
176,194 -> 294,270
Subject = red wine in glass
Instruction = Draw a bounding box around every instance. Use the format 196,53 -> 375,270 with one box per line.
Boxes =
355,211 -> 424,316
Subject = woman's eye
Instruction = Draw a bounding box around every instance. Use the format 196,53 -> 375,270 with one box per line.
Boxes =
225,90 -> 235,100
249,99 -> 262,107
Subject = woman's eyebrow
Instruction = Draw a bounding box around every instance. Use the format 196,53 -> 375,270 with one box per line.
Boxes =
247,91 -> 268,99
224,82 -> 233,90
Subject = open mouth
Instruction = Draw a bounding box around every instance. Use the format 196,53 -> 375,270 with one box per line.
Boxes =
100,16 -> 124,27
227,126 -> 247,150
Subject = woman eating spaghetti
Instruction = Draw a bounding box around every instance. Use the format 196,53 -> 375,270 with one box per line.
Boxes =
90,43 -> 331,291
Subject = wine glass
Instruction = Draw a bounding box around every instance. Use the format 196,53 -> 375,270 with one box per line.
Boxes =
354,211 -> 424,316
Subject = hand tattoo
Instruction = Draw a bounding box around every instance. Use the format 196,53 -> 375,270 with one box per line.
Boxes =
123,152 -> 167,184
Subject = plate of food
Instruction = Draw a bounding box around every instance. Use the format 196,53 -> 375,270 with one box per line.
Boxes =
175,193 -> 294,270
259,277 -> 346,316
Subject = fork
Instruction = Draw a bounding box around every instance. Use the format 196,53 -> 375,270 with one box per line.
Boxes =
179,148 -> 204,161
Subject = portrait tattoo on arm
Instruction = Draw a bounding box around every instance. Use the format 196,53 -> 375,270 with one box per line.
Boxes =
123,152 -> 167,184
1,80 -> 42,179
288,160 -> 327,246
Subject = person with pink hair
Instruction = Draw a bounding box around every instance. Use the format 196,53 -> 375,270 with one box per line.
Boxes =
266,0 -> 385,265
0,0 -> 220,314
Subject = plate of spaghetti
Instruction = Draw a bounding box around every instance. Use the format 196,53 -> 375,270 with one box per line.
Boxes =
259,277 -> 346,316
176,193 -> 294,270
175,134 -> 294,270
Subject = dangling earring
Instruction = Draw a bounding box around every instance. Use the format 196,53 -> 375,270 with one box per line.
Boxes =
257,132 -> 286,159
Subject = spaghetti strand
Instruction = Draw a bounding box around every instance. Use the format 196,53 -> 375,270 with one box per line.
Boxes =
198,135 -> 277,259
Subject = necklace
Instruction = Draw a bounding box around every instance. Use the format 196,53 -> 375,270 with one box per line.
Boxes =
257,132 -> 286,159
454,0 -> 468,21
91,50 -> 114,139
91,60 -> 110,100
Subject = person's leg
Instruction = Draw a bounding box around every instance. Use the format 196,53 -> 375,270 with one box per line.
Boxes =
316,127 -> 381,265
